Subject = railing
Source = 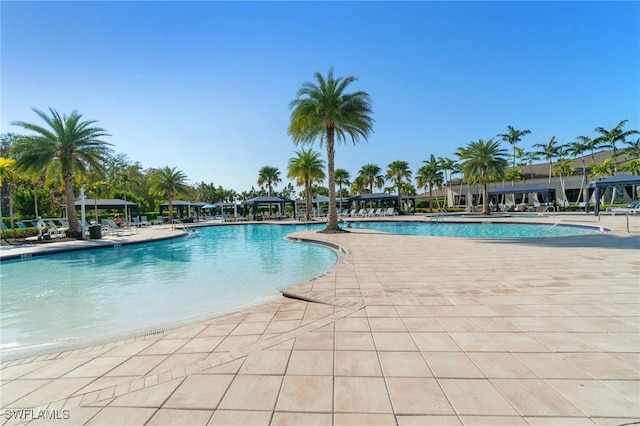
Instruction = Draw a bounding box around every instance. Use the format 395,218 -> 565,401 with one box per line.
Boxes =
546,219 -> 563,232
172,219 -> 192,232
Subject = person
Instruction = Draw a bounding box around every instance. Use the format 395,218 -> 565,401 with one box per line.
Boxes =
114,215 -> 126,228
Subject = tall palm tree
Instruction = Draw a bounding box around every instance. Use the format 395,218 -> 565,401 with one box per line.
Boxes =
386,160 -> 412,213
289,68 -> 374,233
287,148 -> 326,221
594,119 -> 639,171
334,168 -> 350,210
438,157 -> 457,208
497,125 -> 531,176
533,136 -> 561,185
257,165 -> 281,216
567,137 -> 589,206
457,139 -> 508,215
148,166 -> 189,224
553,159 -> 574,207
11,108 -> 112,237
416,155 -> 443,212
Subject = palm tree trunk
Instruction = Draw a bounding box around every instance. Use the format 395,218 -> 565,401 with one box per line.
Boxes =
397,181 -> 402,214
64,173 -> 79,236
325,128 -> 339,232
548,161 -> 552,185
429,187 -> 433,212
482,181 -> 489,215
305,179 -> 312,221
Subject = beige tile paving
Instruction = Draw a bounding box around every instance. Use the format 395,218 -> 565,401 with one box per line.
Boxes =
1,215 -> 638,424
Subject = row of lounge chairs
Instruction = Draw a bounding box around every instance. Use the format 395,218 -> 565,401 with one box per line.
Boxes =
340,207 -> 398,217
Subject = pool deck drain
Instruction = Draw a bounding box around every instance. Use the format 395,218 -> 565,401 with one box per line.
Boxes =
0,214 -> 638,425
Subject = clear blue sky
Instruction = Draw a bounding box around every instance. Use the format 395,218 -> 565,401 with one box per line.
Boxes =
2,1 -> 639,193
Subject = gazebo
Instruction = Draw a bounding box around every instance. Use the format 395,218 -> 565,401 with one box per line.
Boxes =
243,196 -> 296,220
588,174 -> 640,215
70,198 -> 139,221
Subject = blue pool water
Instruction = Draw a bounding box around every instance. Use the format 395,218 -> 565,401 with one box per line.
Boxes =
1,224 -> 334,355
346,220 -> 603,238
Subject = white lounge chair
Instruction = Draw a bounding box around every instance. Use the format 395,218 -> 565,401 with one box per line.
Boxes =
354,209 -> 366,217
383,207 -> 398,216
45,221 -> 66,238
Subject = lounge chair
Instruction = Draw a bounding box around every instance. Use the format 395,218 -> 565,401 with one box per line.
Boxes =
606,199 -> 640,215
383,207 -> 398,216
102,219 -> 135,235
45,221 -> 67,238
354,209 -> 366,217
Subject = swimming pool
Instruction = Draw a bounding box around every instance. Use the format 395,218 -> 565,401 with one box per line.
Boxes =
345,220 -> 604,238
1,224 -> 335,357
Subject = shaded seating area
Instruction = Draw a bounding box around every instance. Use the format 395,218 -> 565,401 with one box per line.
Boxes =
488,184 -> 557,212
243,196 -> 296,220
347,193 -> 416,214
588,174 -> 640,215
70,199 -> 140,223
159,201 -> 207,221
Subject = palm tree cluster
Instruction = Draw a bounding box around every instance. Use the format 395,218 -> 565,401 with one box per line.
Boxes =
3,75 -> 637,236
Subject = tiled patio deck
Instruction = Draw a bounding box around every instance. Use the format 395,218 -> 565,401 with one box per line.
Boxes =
1,215 -> 638,425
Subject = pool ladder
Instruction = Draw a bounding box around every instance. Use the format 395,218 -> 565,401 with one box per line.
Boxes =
428,208 -> 447,222
173,219 -> 193,233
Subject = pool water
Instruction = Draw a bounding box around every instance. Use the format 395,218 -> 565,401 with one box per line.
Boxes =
0,224 -> 335,356
345,221 -> 603,238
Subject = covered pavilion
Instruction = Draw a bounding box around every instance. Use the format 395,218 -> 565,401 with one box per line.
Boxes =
347,192 -> 416,214
588,174 -> 640,215
488,183 -> 557,210
243,196 -> 296,220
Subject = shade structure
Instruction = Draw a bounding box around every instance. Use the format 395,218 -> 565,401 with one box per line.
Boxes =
347,192 -> 416,213
488,183 -> 556,205
73,199 -> 138,210
588,174 -> 640,215
159,201 -> 207,218
242,196 -> 296,220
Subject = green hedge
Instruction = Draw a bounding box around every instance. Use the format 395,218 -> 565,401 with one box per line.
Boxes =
1,228 -> 39,239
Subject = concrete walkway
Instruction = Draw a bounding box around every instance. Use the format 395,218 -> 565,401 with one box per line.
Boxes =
1,214 -> 638,425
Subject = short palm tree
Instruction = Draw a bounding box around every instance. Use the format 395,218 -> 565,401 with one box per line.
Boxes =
257,165 -> 281,216
594,120 -> 639,171
623,137 -> 640,160
533,136 -> 561,185
11,108 -> 112,237
386,160 -> 412,212
287,148 -> 325,221
334,168 -> 350,210
458,139 -> 508,215
497,125 -> 531,174
504,167 -> 524,184
289,68 -> 374,233
358,163 -> 383,194
416,155 -> 443,212
148,166 -> 189,223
